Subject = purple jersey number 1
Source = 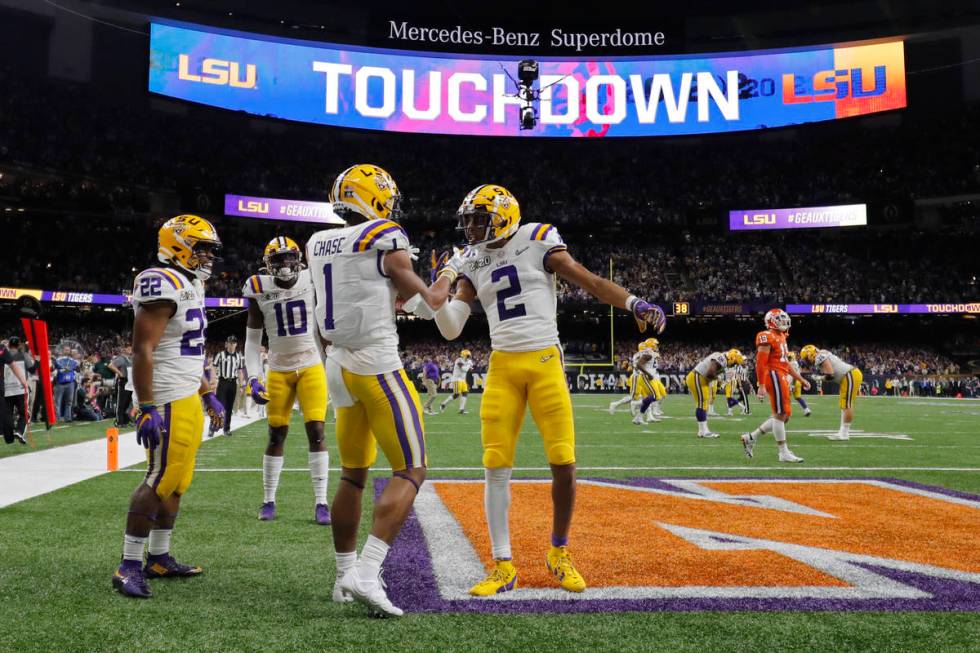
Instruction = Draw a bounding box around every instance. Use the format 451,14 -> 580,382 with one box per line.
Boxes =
491,265 -> 527,321
180,307 -> 206,356
321,263 -> 335,330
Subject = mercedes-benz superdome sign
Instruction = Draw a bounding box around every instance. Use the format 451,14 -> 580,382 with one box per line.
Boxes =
148,20 -> 906,138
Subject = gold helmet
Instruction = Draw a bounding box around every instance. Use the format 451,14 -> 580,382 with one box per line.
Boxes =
637,341 -> 650,352
461,349 -> 472,358
726,348 -> 745,366
787,351 -> 797,362
263,236 -> 304,282
800,344 -> 818,365
329,164 -> 402,223
457,184 -> 521,246
644,337 -> 660,352
157,214 -> 221,281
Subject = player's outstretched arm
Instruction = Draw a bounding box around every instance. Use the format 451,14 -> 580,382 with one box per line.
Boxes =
547,249 -> 665,333
434,279 -> 475,340
384,249 -> 452,310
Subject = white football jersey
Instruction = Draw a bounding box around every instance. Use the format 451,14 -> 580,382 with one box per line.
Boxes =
815,349 -> 854,383
451,357 -> 473,382
694,352 -> 728,379
631,351 -> 656,379
242,269 -> 320,373
131,266 -> 206,406
306,219 -> 410,375
456,222 -> 567,352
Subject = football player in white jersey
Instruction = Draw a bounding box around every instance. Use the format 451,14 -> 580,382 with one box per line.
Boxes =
786,351 -> 812,417
307,164 -> 453,617
627,341 -> 659,425
686,349 -> 744,438
417,184 -> 666,596
801,345 -> 863,440
440,349 -> 474,414
244,236 -> 343,525
113,215 -> 226,599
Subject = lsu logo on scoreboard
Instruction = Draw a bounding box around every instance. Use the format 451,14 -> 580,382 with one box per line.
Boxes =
781,66 -> 886,104
177,54 -> 257,89
237,199 -> 269,214
741,213 -> 776,226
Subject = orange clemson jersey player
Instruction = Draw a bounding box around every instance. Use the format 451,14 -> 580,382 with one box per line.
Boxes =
740,308 -> 810,463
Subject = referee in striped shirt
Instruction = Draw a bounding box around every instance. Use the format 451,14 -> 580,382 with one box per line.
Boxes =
212,336 -> 244,436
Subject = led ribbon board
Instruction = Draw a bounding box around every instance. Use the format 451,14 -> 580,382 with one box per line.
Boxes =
149,21 -> 906,137
224,194 -> 340,223
730,204 -> 868,231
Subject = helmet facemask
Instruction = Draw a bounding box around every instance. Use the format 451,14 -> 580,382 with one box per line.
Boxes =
187,241 -> 222,281
265,250 -> 303,283
457,209 -> 495,246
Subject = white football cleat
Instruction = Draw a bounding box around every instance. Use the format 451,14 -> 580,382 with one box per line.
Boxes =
645,415 -> 661,423
827,433 -> 850,441
607,402 -> 617,415
332,579 -> 353,603
632,416 -> 644,425
698,432 -> 719,439
778,450 -> 804,463
339,567 -> 403,617
804,408 -> 812,417
740,432 -> 756,458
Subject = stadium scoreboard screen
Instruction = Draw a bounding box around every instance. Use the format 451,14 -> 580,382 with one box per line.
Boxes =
149,21 -> 906,138
729,204 -> 868,231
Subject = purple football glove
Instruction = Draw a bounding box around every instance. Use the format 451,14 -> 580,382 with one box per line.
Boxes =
136,405 -> 163,450
248,377 -> 270,405
627,296 -> 667,334
201,391 -> 225,431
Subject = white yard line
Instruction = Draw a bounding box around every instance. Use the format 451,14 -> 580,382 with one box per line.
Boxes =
0,415 -> 262,509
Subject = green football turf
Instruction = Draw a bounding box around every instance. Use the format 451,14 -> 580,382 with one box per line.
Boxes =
0,419 -> 120,458
1,394 -> 978,652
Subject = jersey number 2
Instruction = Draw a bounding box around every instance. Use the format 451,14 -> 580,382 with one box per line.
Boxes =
492,265 -> 527,321
180,308 -> 206,356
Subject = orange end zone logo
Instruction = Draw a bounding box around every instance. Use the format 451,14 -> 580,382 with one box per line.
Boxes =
380,478 -> 980,613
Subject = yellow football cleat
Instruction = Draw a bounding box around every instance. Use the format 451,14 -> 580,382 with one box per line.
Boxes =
546,546 -> 587,593
468,560 -> 518,596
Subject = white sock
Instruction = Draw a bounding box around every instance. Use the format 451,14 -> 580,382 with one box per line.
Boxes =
357,534 -> 390,577
263,454 -> 284,504
309,450 -> 329,504
630,401 -> 641,418
459,396 -> 468,411
752,418 -> 773,438
697,419 -> 709,435
840,414 -> 851,437
441,397 -> 451,408
122,534 -> 147,562
654,400 -> 662,413
772,420 -> 789,452
612,396 -> 630,408
335,551 -> 357,578
484,467 -> 513,560
147,528 -> 172,556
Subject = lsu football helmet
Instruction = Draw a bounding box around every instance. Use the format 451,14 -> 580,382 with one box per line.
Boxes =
157,214 -> 221,281
461,349 -> 472,358
800,344 -> 818,365
787,351 -> 797,362
263,236 -> 304,283
726,348 -> 745,366
457,185 -> 521,246
329,164 -> 402,223
764,308 -> 792,332
637,342 -> 650,352
644,337 -> 660,352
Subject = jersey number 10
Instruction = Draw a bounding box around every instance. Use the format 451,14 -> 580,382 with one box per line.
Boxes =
274,299 -> 308,337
